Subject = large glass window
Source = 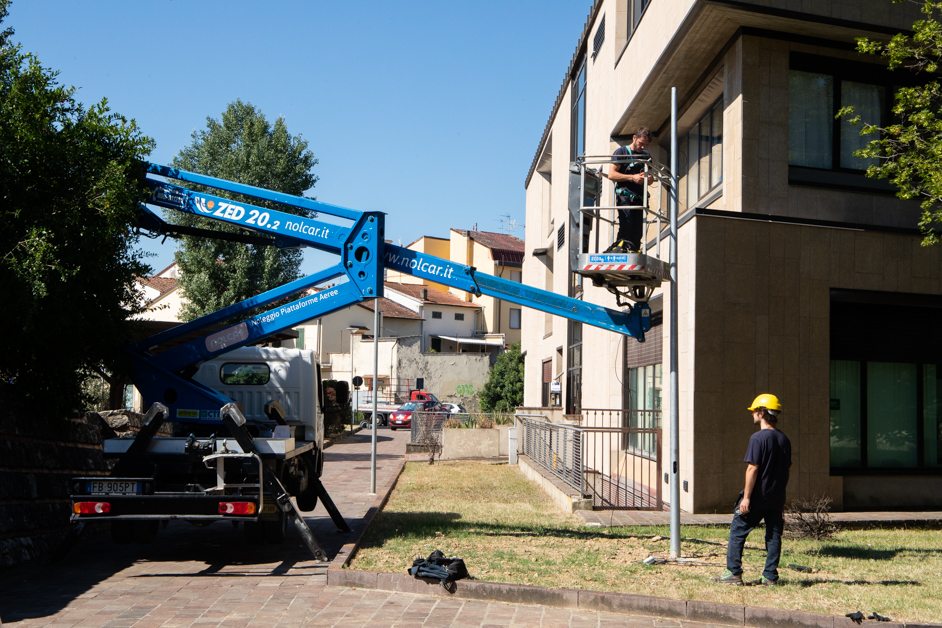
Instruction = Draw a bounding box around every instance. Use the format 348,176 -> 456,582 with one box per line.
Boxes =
788,53 -> 908,174
682,100 -> 723,209
830,360 -> 941,470
788,71 -> 833,169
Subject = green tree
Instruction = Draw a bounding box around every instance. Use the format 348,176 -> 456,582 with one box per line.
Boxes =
840,1 -> 942,244
479,342 -> 525,413
0,0 -> 155,416
169,100 -> 319,320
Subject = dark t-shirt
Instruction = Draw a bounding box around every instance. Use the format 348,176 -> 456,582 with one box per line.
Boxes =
744,428 -> 792,509
612,145 -> 649,205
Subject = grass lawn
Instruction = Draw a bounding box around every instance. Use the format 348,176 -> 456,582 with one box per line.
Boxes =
350,461 -> 942,623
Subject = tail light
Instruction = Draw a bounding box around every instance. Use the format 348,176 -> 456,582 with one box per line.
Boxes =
219,502 -> 256,515
73,501 -> 111,514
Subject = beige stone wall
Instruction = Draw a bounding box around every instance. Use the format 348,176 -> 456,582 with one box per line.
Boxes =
690,215 -> 942,512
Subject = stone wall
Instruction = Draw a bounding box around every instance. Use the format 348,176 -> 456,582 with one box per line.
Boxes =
0,407 -> 108,567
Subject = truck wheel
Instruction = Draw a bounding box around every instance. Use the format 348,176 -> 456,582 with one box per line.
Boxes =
243,520 -> 265,545
111,520 -> 133,545
297,487 -> 318,512
264,510 -> 287,544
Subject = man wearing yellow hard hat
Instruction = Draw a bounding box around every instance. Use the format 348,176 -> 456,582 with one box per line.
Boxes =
714,393 -> 792,586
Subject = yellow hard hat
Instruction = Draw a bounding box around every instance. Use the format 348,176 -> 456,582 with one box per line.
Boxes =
748,394 -> 782,412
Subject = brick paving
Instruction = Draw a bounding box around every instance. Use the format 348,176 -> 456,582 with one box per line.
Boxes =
1,427 -> 938,627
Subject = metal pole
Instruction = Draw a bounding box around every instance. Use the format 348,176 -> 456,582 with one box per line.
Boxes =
669,86 -> 681,558
371,300 -> 379,494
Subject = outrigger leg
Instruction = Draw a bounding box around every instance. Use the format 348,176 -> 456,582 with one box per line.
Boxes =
221,403 -> 331,561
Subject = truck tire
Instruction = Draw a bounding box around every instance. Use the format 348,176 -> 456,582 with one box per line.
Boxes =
297,486 -> 318,512
111,520 -> 133,545
243,520 -> 265,545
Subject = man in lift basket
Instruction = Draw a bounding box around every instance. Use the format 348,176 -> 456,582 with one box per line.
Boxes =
604,126 -> 655,254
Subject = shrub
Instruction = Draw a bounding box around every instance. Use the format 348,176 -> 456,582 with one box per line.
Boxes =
476,417 -> 494,429
444,418 -> 463,429
785,495 -> 839,540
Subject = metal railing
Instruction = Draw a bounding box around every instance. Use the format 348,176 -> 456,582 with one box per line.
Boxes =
409,411 -> 514,445
518,411 -> 662,511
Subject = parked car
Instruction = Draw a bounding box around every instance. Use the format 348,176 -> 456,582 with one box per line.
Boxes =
388,400 -> 443,430
442,403 -> 467,414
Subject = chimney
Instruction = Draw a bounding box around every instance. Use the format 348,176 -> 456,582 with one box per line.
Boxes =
420,288 -> 428,301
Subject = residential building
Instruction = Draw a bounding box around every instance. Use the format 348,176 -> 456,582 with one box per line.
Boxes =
522,0 -> 939,512
386,229 -> 525,346
134,262 -> 184,322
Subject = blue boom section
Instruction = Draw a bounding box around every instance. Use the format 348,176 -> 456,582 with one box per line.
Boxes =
382,244 -> 651,339
133,162 -> 649,424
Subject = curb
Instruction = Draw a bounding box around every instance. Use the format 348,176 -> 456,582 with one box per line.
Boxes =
322,459 -> 940,628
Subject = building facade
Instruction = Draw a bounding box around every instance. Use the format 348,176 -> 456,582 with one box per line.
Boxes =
522,0 -> 941,512
386,229 -> 525,346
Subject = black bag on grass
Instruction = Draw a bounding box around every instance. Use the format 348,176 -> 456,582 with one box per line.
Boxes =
408,549 -> 469,590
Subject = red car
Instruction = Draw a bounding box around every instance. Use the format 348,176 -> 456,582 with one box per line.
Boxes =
388,400 -> 442,430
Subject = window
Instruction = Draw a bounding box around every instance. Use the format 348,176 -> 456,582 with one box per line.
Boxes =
220,363 -> 270,385
570,59 -> 586,160
624,364 -> 662,455
830,290 -> 942,472
454,312 -> 464,321
509,309 -> 521,329
510,270 -> 522,283
629,0 -> 651,37
542,359 -> 552,408
431,311 -> 442,319
592,14 -> 605,59
830,360 -> 941,470
682,99 -> 723,209
566,322 -> 582,414
788,53 -> 911,181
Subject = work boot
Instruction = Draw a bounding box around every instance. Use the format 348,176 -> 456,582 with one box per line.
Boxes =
759,576 -> 778,586
713,570 -> 743,585
604,240 -> 633,254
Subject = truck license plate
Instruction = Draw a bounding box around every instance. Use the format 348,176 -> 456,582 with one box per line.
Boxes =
86,480 -> 142,495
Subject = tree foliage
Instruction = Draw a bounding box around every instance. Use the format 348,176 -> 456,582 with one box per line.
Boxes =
840,0 -> 942,244
479,342 -> 524,413
169,100 -> 319,321
0,0 -> 155,416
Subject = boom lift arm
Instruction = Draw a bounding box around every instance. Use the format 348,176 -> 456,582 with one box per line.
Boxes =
136,162 -> 651,424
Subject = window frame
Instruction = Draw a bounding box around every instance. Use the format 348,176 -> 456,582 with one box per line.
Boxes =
431,311 -> 442,320
681,98 -> 723,210
454,312 -> 464,321
509,308 -> 521,329
788,52 -> 919,191
220,363 -> 271,386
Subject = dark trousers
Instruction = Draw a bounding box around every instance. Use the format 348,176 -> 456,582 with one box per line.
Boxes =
615,206 -> 643,251
726,505 -> 785,581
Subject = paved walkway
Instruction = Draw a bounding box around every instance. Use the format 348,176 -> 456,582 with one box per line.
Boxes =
1,429 -> 938,627
0,428 -> 729,628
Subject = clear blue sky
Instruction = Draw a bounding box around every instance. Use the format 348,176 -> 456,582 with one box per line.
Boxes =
8,0 -> 591,276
